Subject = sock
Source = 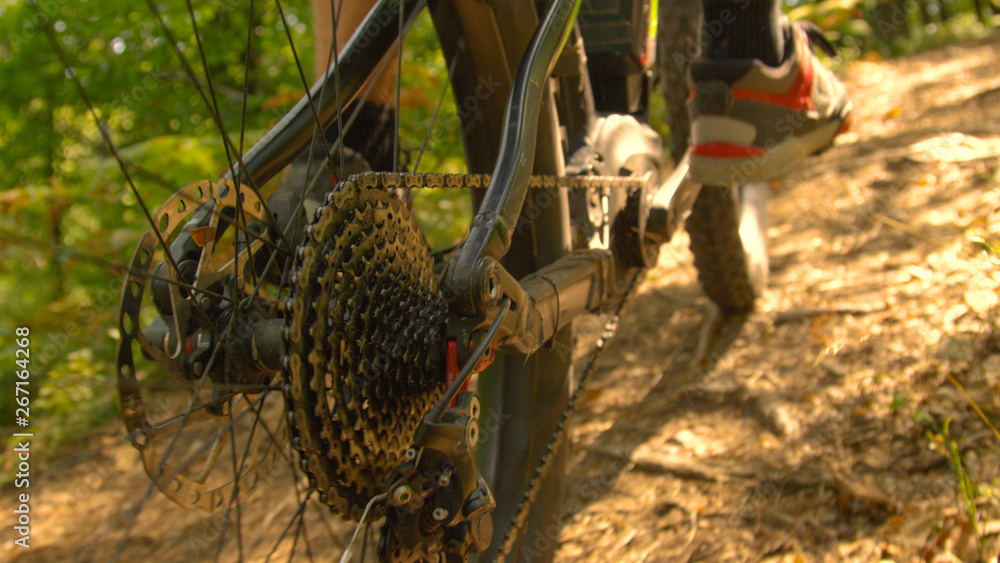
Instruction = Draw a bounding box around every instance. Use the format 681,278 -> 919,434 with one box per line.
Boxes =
700,0 -> 785,67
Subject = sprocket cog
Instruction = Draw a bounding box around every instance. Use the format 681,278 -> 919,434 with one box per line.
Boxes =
282,174 -> 447,519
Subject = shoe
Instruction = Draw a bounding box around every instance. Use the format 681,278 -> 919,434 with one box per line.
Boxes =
687,20 -> 852,185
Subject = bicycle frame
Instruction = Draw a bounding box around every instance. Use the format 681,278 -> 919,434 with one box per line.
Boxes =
222,0 -> 666,370
226,0 -> 640,359
112,0 -> 702,556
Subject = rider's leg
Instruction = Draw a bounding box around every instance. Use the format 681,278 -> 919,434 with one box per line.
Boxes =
310,0 -> 397,172
688,0 -> 853,185
312,0 -> 397,108
700,0 -> 784,66
284,1 -> 399,210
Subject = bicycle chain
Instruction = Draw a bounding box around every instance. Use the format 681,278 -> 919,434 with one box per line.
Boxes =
282,171 -> 646,532
496,269 -> 643,561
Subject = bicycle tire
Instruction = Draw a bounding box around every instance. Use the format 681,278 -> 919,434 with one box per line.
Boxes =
686,183 -> 769,313
658,0 -> 769,313
657,0 -> 702,165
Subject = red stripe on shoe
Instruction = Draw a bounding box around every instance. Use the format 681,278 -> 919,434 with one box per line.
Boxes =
692,142 -> 768,158
731,28 -> 815,113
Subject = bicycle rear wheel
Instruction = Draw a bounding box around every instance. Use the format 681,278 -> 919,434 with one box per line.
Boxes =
47,0 -> 573,560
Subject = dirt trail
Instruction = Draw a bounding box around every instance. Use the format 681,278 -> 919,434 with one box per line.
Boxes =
556,35 -> 1000,562
4,34 -> 1000,563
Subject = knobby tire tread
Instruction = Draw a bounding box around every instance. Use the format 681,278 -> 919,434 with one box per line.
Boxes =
686,186 -> 759,313
659,0 -> 764,313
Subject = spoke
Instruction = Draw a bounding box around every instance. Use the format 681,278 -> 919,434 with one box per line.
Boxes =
150,394 -> 263,484
288,499 -> 315,563
237,0 -> 257,167
144,0 -> 295,256
394,0 -> 403,173
242,389 -> 294,466
112,342 -> 226,561
411,39 -> 463,175
309,495 -> 345,552
39,24 -> 190,300
241,6 -> 261,286
300,0 -> 347,202
214,406 -> 246,562
0,229 -> 238,305
183,0 -> 243,189
274,0 -> 337,163
297,1 -> 426,203
288,469 -> 314,562
244,0 -> 359,308
181,0 -> 260,325
264,490 -> 313,563
298,27 -> 406,202
39,20 -> 238,362
250,45 -> 403,305
145,388 -> 277,450
233,0 -> 261,307
329,0 -> 347,178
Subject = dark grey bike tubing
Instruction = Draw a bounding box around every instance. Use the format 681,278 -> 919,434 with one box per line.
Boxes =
443,0 -> 581,311
223,0 -> 425,187
225,0 -> 580,275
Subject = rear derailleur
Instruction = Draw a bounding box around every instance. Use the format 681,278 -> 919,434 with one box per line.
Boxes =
378,392 -> 495,562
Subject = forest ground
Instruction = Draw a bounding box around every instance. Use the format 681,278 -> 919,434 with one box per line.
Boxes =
3,32 -> 1000,563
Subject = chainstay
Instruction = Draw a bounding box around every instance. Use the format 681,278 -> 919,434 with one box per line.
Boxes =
496,268 -> 645,562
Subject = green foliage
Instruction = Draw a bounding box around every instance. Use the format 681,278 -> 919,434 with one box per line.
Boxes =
0,1 -> 476,458
788,0 -> 996,60
924,416 -> 995,559
0,0 -> 314,458
396,11 -> 472,248
889,389 -> 910,411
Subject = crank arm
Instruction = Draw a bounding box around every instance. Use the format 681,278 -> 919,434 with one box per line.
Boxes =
646,150 -> 703,244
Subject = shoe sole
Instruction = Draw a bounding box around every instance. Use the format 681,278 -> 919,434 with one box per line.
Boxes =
689,119 -> 845,185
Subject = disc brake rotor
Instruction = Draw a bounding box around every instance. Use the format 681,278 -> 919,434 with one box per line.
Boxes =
116,179 -> 287,511
283,175 -> 447,520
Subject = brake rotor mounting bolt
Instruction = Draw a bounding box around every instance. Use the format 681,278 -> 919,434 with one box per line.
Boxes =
437,468 -> 451,488
432,507 -> 449,522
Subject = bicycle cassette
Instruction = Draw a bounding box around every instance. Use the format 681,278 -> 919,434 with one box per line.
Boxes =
282,174 -> 447,519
